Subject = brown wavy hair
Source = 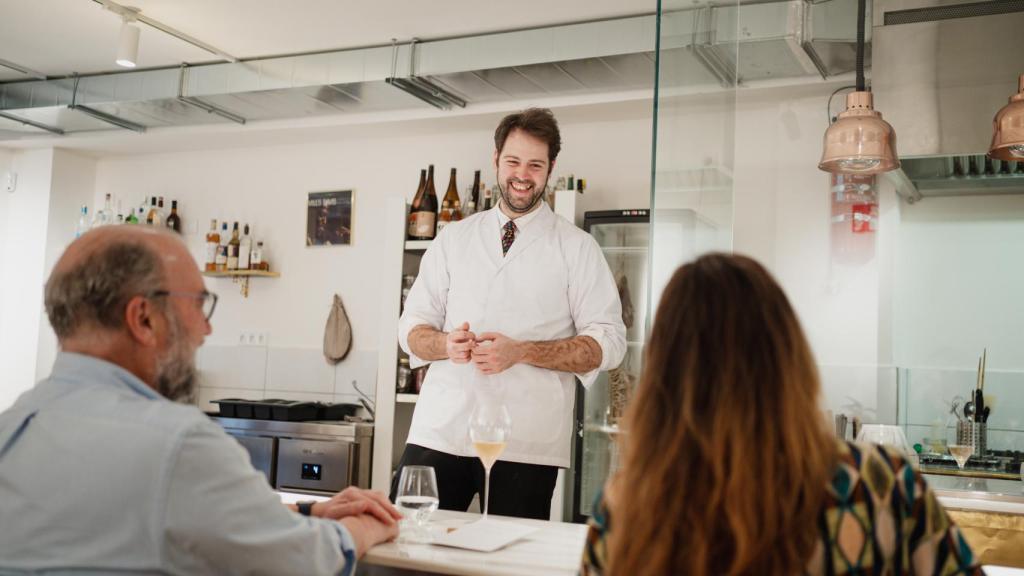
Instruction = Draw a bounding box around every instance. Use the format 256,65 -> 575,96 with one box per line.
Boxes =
607,254 -> 836,576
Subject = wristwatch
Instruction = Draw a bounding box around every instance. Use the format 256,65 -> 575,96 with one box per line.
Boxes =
296,500 -> 316,517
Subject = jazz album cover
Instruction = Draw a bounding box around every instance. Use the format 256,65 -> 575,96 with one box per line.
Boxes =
306,190 -> 353,246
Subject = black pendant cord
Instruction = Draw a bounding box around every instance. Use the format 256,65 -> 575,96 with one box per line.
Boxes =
856,0 -> 866,92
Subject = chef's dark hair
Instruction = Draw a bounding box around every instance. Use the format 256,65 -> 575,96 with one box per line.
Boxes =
494,108 -> 561,164
45,237 -> 165,339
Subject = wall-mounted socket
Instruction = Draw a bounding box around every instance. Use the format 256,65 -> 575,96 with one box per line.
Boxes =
3,172 -> 16,193
238,331 -> 268,346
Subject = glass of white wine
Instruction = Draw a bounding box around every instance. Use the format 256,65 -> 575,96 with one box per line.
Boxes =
948,444 -> 975,470
469,402 -> 512,520
395,465 -> 439,542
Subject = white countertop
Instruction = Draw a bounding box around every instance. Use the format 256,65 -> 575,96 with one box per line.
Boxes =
363,510 -> 587,576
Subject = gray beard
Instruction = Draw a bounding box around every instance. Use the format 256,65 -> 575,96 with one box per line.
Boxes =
154,310 -> 198,404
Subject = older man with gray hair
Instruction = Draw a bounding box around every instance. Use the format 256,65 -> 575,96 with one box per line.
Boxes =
0,225 -> 399,575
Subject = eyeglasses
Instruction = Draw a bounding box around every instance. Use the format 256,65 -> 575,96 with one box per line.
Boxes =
148,290 -> 219,322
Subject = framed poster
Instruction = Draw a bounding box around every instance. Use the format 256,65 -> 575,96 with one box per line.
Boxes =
306,190 -> 353,246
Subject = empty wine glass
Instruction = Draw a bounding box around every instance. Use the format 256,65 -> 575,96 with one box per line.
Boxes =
395,465 -> 439,542
469,402 -> 512,519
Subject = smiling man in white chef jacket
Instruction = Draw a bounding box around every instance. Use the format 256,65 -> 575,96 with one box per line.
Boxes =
396,108 -> 627,520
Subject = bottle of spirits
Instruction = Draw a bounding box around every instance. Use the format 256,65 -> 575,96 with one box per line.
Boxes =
93,193 -> 114,228
251,241 -> 264,271
238,224 -> 252,270
146,197 -> 161,226
215,222 -> 229,271
227,222 -> 241,270
165,200 -> 182,233
157,197 -> 167,223
437,168 -> 462,234
409,165 -> 438,240
75,206 -> 89,238
465,170 -> 480,217
482,185 -> 493,211
205,219 -> 220,272
407,169 -> 427,240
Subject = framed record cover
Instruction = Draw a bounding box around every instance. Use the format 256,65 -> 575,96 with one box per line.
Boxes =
306,190 -> 353,246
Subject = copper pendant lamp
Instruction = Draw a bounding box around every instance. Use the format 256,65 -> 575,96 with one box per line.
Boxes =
818,0 -> 899,175
989,74 -> 1024,161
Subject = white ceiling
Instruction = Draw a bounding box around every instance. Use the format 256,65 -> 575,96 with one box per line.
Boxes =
0,0 -> 655,81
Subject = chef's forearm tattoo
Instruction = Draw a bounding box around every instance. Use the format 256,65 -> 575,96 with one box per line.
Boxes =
408,324 -> 449,361
522,335 -> 602,374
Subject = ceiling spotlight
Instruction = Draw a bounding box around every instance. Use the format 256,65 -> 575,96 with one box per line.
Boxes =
989,74 -> 1024,161
818,0 -> 899,175
116,19 -> 140,68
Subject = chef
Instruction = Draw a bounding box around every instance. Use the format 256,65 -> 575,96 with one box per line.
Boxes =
395,108 -> 626,520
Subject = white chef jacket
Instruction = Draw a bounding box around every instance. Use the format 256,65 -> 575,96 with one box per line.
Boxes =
398,203 -> 626,468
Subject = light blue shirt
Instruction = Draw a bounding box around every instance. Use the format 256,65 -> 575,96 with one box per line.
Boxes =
0,352 -> 357,575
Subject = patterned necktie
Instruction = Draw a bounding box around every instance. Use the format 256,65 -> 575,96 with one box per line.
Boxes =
501,219 -> 517,256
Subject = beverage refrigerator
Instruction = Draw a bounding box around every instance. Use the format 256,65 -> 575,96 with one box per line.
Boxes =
569,209 -> 651,523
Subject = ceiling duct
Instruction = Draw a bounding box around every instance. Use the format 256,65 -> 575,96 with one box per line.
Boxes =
0,1 -> 865,141
871,0 -> 1024,202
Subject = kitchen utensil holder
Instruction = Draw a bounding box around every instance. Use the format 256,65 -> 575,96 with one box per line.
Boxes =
956,421 -> 987,456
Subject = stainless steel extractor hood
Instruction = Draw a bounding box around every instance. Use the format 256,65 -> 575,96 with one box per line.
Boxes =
0,1 -> 866,141
872,0 -> 1024,202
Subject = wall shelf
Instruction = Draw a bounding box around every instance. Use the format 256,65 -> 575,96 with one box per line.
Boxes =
396,393 -> 419,404
405,240 -> 432,251
202,269 -> 280,297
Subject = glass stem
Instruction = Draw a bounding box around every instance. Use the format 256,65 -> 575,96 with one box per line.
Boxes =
483,466 -> 491,519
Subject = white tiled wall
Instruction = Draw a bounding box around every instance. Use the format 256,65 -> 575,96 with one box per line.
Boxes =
194,345 -> 377,414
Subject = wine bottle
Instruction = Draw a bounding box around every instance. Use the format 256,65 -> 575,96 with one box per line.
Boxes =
407,169 -> 427,240
409,165 -> 438,240
467,170 -> 481,216
437,168 -> 461,234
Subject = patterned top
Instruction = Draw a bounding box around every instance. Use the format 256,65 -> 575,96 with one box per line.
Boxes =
581,440 -> 984,575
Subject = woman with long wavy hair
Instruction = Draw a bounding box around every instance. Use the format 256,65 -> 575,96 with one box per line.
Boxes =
581,254 -> 981,576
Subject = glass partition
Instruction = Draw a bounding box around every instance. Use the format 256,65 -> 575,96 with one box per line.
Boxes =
649,0 -> 738,321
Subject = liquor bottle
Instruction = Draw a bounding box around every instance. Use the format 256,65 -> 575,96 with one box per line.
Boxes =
250,240 -> 263,271
146,197 -> 161,226
437,168 -> 461,234
204,220 -> 220,272
157,197 -> 167,223
165,200 -> 182,233
482,185 -> 493,211
75,206 -> 89,238
466,170 -> 481,216
238,224 -> 252,270
215,222 -> 229,271
93,193 -> 114,228
407,169 -> 426,240
409,165 -> 438,240
227,222 -> 240,270
125,205 -> 139,224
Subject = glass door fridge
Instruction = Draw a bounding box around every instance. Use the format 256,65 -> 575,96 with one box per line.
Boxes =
570,209 -> 650,523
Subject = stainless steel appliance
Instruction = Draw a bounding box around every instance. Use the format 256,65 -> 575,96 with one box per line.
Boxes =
213,417 -> 373,496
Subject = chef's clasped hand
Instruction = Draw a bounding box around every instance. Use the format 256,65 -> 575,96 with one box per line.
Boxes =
469,331 -> 527,375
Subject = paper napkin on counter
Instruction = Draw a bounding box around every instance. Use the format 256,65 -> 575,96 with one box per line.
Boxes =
431,518 -> 538,552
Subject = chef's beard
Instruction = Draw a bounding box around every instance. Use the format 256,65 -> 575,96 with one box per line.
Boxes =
154,309 -> 199,404
496,173 -> 549,214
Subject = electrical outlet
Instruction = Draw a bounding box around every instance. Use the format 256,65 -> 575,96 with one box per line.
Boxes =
238,332 -> 267,346
3,172 -> 16,193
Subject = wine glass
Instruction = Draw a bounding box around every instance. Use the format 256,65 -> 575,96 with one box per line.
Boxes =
395,465 -> 439,542
948,444 -> 975,470
469,402 -> 512,519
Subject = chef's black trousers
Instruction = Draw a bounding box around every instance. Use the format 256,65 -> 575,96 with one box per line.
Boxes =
389,443 -> 559,521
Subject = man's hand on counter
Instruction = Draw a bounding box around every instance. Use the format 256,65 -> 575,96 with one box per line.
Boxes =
340,514 -> 401,557
312,487 -> 403,525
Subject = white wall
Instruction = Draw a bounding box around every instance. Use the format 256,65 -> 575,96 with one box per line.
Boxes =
92,101 -> 654,410
34,149 -> 98,381
0,149 -> 13,323
729,83 -> 898,423
0,149 -> 54,409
